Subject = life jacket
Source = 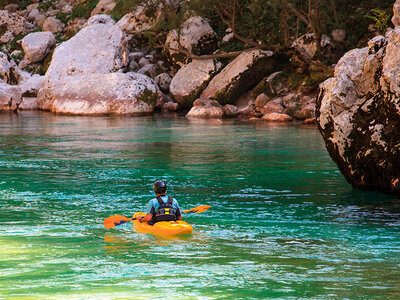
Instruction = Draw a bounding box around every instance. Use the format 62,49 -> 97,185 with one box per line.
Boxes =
153,195 -> 177,223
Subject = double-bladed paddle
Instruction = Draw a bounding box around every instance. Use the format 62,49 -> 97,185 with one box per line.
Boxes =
103,205 -> 210,229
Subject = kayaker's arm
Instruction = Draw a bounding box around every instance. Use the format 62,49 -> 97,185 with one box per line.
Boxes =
138,213 -> 152,223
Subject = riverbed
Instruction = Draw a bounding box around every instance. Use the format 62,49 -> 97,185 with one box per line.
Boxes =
0,112 -> 399,299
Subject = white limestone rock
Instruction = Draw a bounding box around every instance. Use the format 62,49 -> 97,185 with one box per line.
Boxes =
165,16 -> 218,65
38,72 -> 158,115
0,10 -> 27,43
170,59 -> 220,107
186,98 -> 223,119
22,31 -> 56,63
0,82 -> 22,111
201,50 -> 275,104
91,0 -> 116,16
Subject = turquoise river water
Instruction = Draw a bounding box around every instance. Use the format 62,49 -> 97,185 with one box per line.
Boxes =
0,112 -> 399,299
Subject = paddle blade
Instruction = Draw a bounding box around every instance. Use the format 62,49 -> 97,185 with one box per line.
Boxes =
183,205 -> 210,214
104,215 -> 132,229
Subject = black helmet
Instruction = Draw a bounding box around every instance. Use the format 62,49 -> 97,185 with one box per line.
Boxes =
153,180 -> 167,194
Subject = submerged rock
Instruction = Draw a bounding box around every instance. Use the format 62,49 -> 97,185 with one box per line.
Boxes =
317,29 -> 400,194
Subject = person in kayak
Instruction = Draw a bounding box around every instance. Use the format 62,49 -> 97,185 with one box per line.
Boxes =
137,180 -> 182,225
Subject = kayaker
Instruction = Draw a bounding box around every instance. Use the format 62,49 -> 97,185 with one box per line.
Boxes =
137,180 -> 182,225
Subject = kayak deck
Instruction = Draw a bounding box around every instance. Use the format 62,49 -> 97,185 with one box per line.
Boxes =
132,212 -> 193,236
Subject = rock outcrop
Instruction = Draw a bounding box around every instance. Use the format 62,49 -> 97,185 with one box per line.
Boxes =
201,50 -> 275,104
317,28 -> 400,194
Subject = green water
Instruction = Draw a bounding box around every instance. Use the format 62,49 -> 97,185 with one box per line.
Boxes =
0,112 -> 399,299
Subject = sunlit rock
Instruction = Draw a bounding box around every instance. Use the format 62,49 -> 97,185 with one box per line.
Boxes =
186,98 -> 223,119
317,28 -> 400,194
201,50 -> 275,105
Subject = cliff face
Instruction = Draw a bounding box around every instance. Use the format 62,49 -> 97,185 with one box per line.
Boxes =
317,1 -> 400,194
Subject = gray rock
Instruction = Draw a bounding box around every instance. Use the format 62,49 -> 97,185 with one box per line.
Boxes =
155,73 -> 171,92
262,112 -> 292,122
260,101 -> 284,115
27,8 -> 39,22
170,59 -> 220,107
166,16 -> 218,65
292,33 -> 332,60
201,50 -> 276,105
19,74 -> 44,96
34,13 -> 47,27
19,97 -> 39,110
42,17 -> 65,33
4,4 -> 20,12
117,3 -> 162,34
186,98 -> 223,119
332,29 -> 346,42
85,14 -> 115,27
44,21 -> 128,81
162,102 -> 179,112
138,57 -> 150,68
36,20 -> 153,116
128,60 -> 139,72
137,64 -> 157,78
316,27 -> 400,194
0,52 -> 30,85
0,82 -> 22,111
38,72 -> 159,115
129,52 -> 144,63
91,0 -> 116,16
0,10 -> 27,43
22,31 -> 56,63
254,93 -> 269,108
223,104 -> 239,117
393,0 -> 400,27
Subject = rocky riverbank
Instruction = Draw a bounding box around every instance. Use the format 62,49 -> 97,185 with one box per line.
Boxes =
0,0 -> 352,124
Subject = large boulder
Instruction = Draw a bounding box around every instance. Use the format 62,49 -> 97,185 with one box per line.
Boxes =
165,16 -> 218,65
37,16 -> 160,115
0,82 -> 22,111
316,27 -> 400,194
38,72 -> 158,115
22,31 -> 56,63
0,10 -> 27,43
201,50 -> 276,105
170,59 -> 220,107
43,19 -> 128,81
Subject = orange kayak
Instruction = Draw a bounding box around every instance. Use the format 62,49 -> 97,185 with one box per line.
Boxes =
132,212 -> 193,236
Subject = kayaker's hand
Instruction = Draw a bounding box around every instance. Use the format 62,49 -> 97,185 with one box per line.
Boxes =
137,216 -> 143,223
